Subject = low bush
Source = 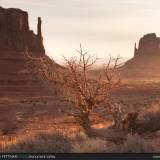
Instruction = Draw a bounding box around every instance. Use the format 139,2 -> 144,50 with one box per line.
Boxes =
71,132 -> 107,153
137,103 -> 160,133
72,138 -> 107,153
5,132 -> 72,153
144,103 -> 160,131
109,134 -> 153,153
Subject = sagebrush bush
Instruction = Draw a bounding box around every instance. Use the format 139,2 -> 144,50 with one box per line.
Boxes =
72,133 -> 107,153
139,103 -> 160,133
5,132 -> 72,153
109,134 -> 153,153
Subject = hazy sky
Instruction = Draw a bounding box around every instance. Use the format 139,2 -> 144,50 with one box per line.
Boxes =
1,0 -> 160,63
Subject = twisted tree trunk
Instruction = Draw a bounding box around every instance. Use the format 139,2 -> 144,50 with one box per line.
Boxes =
77,111 -> 94,137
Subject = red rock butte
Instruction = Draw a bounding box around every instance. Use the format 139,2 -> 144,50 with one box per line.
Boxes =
0,7 -> 51,97
0,7 -> 45,54
121,33 -> 160,79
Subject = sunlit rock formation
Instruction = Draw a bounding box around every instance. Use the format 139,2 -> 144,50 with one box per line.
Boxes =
0,7 -> 45,53
121,33 -> 160,79
0,7 -> 51,97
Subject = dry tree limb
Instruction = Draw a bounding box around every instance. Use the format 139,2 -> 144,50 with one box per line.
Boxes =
25,45 -> 122,136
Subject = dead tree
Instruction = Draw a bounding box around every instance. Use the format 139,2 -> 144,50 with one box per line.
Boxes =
25,45 -> 121,137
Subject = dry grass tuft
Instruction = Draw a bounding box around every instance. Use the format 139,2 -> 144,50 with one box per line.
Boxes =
138,103 -> 160,133
71,132 -> 108,153
5,132 -> 72,153
73,138 -> 107,153
109,134 -> 153,153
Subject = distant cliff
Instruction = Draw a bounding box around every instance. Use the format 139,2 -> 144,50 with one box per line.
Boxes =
0,6 -> 45,54
121,33 -> 160,79
134,33 -> 160,56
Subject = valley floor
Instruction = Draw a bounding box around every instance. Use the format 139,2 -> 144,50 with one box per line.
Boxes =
0,80 -> 160,152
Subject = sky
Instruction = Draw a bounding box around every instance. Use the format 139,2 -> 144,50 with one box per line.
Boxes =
1,0 -> 160,63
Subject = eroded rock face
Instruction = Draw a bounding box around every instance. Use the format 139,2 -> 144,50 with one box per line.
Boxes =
0,6 -> 45,54
134,33 -> 160,56
0,7 -> 51,97
121,33 -> 160,79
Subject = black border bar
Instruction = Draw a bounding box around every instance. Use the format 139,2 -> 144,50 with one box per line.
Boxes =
0,153 -> 160,160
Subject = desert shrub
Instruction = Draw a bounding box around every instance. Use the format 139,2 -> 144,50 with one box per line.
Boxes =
109,134 -> 153,153
138,103 -> 160,133
145,103 -> 160,125
5,132 -> 72,153
72,134 -> 107,153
